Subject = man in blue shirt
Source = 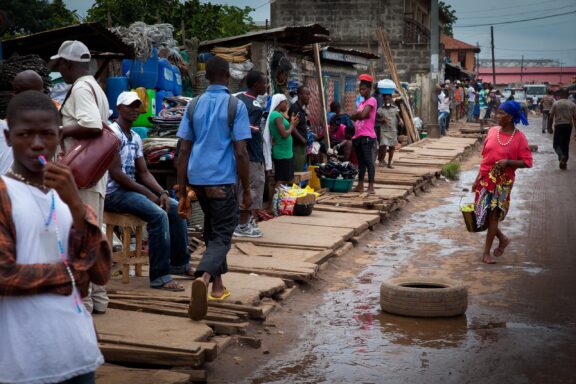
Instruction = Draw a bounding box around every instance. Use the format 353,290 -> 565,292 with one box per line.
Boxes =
177,56 -> 251,321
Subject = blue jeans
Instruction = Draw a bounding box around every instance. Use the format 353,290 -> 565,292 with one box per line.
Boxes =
105,190 -> 189,287
439,112 -> 450,136
467,102 -> 475,122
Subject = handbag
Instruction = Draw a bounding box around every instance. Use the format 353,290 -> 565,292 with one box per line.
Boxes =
59,81 -> 120,189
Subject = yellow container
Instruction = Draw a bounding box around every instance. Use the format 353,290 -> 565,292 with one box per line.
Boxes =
308,166 -> 321,191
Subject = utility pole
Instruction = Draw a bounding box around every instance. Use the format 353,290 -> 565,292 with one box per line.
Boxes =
427,0 -> 440,138
520,55 -> 524,83
490,26 -> 496,85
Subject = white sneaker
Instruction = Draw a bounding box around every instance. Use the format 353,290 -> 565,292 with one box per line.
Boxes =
234,223 -> 263,238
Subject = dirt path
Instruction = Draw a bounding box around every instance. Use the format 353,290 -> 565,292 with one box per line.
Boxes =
208,118 -> 576,384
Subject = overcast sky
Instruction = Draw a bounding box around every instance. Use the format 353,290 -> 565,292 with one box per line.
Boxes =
64,0 -> 575,66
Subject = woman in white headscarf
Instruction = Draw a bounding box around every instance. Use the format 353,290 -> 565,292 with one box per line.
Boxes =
263,93 -> 299,187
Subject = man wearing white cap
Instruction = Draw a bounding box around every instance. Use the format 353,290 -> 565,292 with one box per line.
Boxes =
52,40 -> 110,313
104,92 -> 191,291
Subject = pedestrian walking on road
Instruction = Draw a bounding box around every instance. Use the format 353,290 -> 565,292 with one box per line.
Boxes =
466,82 -> 476,122
438,88 -> 451,136
547,88 -> 576,170
472,101 -> 532,264
351,74 -> 378,194
376,94 -> 403,168
478,83 -> 489,129
177,56 -> 252,320
540,90 -> 555,133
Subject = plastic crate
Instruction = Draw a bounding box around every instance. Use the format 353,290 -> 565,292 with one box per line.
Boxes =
320,177 -> 354,193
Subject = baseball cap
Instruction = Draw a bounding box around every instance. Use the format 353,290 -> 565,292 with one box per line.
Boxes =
50,41 -> 91,62
116,91 -> 142,106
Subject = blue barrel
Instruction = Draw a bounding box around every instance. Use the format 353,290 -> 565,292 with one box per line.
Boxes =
129,48 -> 159,89
155,89 -> 174,114
156,58 -> 174,91
172,64 -> 182,96
122,59 -> 132,77
106,76 -> 129,118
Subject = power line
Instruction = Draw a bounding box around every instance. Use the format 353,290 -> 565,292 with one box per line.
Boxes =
457,4 -> 576,21
453,0 -> 568,15
454,9 -> 576,28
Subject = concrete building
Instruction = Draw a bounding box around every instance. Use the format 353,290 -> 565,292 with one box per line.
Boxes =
271,0 -> 448,123
441,34 -> 479,74
478,66 -> 576,86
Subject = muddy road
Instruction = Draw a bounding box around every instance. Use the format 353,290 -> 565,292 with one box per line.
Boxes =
210,119 -> 576,384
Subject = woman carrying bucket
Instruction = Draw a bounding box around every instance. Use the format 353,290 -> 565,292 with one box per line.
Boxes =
471,100 -> 533,264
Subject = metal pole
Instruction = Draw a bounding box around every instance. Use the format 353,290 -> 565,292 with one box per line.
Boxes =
428,0 -> 440,138
520,55 -> 524,83
491,26 -> 496,85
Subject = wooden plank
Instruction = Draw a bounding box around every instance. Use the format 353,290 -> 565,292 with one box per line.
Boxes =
313,205 -> 381,216
233,221 -> 354,250
96,364 -> 193,384
235,242 -> 273,257
99,343 -> 205,367
272,210 -> 379,234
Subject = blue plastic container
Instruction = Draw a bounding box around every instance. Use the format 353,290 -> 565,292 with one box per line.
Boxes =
172,64 -> 182,96
198,52 -> 214,63
122,59 -> 132,77
155,90 -> 174,115
106,76 -> 129,118
129,48 -> 159,89
156,58 -> 174,91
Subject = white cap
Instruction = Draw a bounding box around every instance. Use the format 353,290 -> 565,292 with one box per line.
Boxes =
116,91 -> 142,106
445,79 -> 451,84
51,40 -> 91,62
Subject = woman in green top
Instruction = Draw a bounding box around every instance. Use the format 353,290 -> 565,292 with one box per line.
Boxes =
264,94 -> 299,187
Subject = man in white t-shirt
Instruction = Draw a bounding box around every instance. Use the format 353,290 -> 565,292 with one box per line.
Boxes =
466,83 -> 476,122
0,90 -> 111,384
105,92 -> 191,291
52,40 -> 110,313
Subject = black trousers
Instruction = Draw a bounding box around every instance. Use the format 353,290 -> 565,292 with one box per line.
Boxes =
553,124 -> 573,161
192,184 -> 238,278
353,136 -> 376,183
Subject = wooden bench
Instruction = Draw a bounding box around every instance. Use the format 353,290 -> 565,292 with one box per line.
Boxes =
103,212 -> 148,284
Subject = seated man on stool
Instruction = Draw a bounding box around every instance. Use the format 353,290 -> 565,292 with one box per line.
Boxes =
105,92 -> 192,291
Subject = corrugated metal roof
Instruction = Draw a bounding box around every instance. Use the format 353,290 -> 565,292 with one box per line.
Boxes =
2,23 -> 134,61
478,67 -> 576,74
199,24 -> 330,50
441,35 -> 480,52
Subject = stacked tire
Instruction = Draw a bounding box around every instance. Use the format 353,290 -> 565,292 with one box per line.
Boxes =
380,277 -> 468,318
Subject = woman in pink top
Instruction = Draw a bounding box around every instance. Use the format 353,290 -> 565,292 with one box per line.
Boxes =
350,74 -> 378,194
472,101 -> 533,264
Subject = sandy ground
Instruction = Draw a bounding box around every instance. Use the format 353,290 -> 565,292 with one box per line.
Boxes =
207,117 -> 576,384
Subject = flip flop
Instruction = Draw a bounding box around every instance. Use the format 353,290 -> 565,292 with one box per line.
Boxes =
188,279 -> 208,321
482,254 -> 496,264
152,281 -> 185,292
208,288 -> 231,301
171,269 -> 196,280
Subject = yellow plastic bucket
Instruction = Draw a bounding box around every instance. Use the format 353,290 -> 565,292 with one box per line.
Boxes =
460,201 -> 487,233
308,166 -> 321,191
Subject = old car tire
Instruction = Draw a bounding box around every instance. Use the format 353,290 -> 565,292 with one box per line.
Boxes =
380,277 -> 468,317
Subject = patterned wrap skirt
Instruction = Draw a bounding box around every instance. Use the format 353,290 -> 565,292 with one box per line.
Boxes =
474,166 -> 513,228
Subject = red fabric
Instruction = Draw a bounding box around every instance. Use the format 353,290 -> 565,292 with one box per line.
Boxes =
358,74 -> 373,82
479,126 -> 533,182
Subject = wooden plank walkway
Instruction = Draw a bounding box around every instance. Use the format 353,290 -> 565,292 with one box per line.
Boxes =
93,135 -> 481,377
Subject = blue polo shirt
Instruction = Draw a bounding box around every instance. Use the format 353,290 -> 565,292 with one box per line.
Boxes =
177,85 -> 251,185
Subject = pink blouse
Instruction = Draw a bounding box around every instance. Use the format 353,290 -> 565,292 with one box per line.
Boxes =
479,126 -> 533,182
353,97 -> 377,139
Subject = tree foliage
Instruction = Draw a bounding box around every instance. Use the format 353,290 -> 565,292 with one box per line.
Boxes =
0,0 -> 79,36
439,1 -> 457,37
86,0 -> 255,41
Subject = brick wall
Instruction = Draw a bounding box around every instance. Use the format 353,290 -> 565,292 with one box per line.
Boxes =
271,0 -> 431,81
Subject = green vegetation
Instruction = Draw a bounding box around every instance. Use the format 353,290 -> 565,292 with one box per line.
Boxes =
441,161 -> 461,181
0,0 -> 79,36
86,0 -> 255,41
439,1 -> 458,37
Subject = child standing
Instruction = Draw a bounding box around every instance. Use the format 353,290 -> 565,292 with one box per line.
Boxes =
376,94 -> 404,168
0,91 -> 111,384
